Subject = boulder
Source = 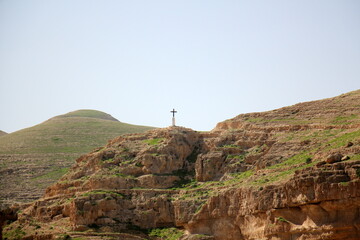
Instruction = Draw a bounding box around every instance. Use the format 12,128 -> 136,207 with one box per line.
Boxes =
326,153 -> 343,164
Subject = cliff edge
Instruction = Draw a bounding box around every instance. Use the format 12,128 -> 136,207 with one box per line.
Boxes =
2,90 -> 360,240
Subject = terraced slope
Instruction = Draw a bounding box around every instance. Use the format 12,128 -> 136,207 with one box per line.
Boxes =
0,110 -> 154,205
2,90 -> 360,240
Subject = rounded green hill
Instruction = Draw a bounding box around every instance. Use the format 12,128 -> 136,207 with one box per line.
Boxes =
0,110 -> 154,205
53,109 -> 119,122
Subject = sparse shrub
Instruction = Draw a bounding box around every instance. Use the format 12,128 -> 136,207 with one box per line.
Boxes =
186,148 -> 199,163
221,144 -> 240,148
126,222 -> 147,232
277,216 -> 289,223
122,154 -> 135,161
339,182 -> 349,186
94,147 -> 104,152
227,154 -> 245,161
51,137 -> 61,142
356,168 -> 360,178
195,202 -> 205,213
170,169 -> 194,188
82,190 -> 126,199
148,227 -> 183,240
102,158 -> 115,163
88,223 -> 100,229
305,157 -> 312,164
135,162 -> 143,167
77,210 -> 84,215
56,234 -> 71,240
3,226 -> 26,240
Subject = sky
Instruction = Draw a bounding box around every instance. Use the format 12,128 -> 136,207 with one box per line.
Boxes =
0,0 -> 359,133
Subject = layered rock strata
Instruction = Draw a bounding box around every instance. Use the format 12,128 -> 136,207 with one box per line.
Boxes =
2,90 -> 360,240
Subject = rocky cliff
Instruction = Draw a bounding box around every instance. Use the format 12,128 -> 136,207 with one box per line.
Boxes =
2,90 -> 360,240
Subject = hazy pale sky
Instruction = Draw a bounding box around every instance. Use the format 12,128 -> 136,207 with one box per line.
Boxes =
0,0 -> 359,133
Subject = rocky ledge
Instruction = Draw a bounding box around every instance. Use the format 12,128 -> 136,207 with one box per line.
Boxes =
2,90 -> 360,240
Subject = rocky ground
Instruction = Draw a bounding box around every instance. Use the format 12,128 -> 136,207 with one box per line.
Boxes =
1,90 -> 360,240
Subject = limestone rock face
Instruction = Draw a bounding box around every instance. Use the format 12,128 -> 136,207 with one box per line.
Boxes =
44,127 -> 201,198
183,161 -> 360,240
2,90 -> 360,240
195,151 -> 225,181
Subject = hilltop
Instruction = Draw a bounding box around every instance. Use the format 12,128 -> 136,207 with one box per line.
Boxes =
2,90 -> 360,240
216,89 -> 360,130
53,109 -> 119,122
0,110 -> 154,206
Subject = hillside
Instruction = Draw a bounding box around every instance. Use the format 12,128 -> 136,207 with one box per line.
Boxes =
2,90 -> 360,240
0,130 -> 7,136
0,110 -> 154,206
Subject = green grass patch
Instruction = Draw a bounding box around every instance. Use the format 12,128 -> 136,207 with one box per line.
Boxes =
253,161 -> 316,186
339,182 -> 350,186
81,190 -> 125,198
58,109 -> 117,120
351,154 -> 360,161
277,216 -> 289,223
246,117 -> 312,125
102,158 -> 115,163
143,138 -> 165,145
244,117 -> 265,123
214,170 -> 254,187
268,152 -> 312,169
0,113 -> 154,155
326,130 -> 360,149
331,114 -> 358,125
3,226 -> 26,240
221,144 -> 240,148
230,170 -> 254,180
148,227 -> 183,240
109,172 -> 135,179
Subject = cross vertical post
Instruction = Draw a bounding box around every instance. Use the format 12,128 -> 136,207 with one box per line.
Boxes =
170,108 -> 177,126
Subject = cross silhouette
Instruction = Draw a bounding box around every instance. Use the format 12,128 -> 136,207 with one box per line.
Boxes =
170,109 -> 177,126
171,108 -> 177,118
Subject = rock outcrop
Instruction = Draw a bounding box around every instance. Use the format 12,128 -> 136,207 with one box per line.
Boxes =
184,161 -> 360,240
2,90 -> 360,239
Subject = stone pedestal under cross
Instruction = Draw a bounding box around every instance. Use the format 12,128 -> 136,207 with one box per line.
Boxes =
170,108 -> 177,126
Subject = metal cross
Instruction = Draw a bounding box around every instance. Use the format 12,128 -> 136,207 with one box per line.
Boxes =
171,108 -> 177,118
